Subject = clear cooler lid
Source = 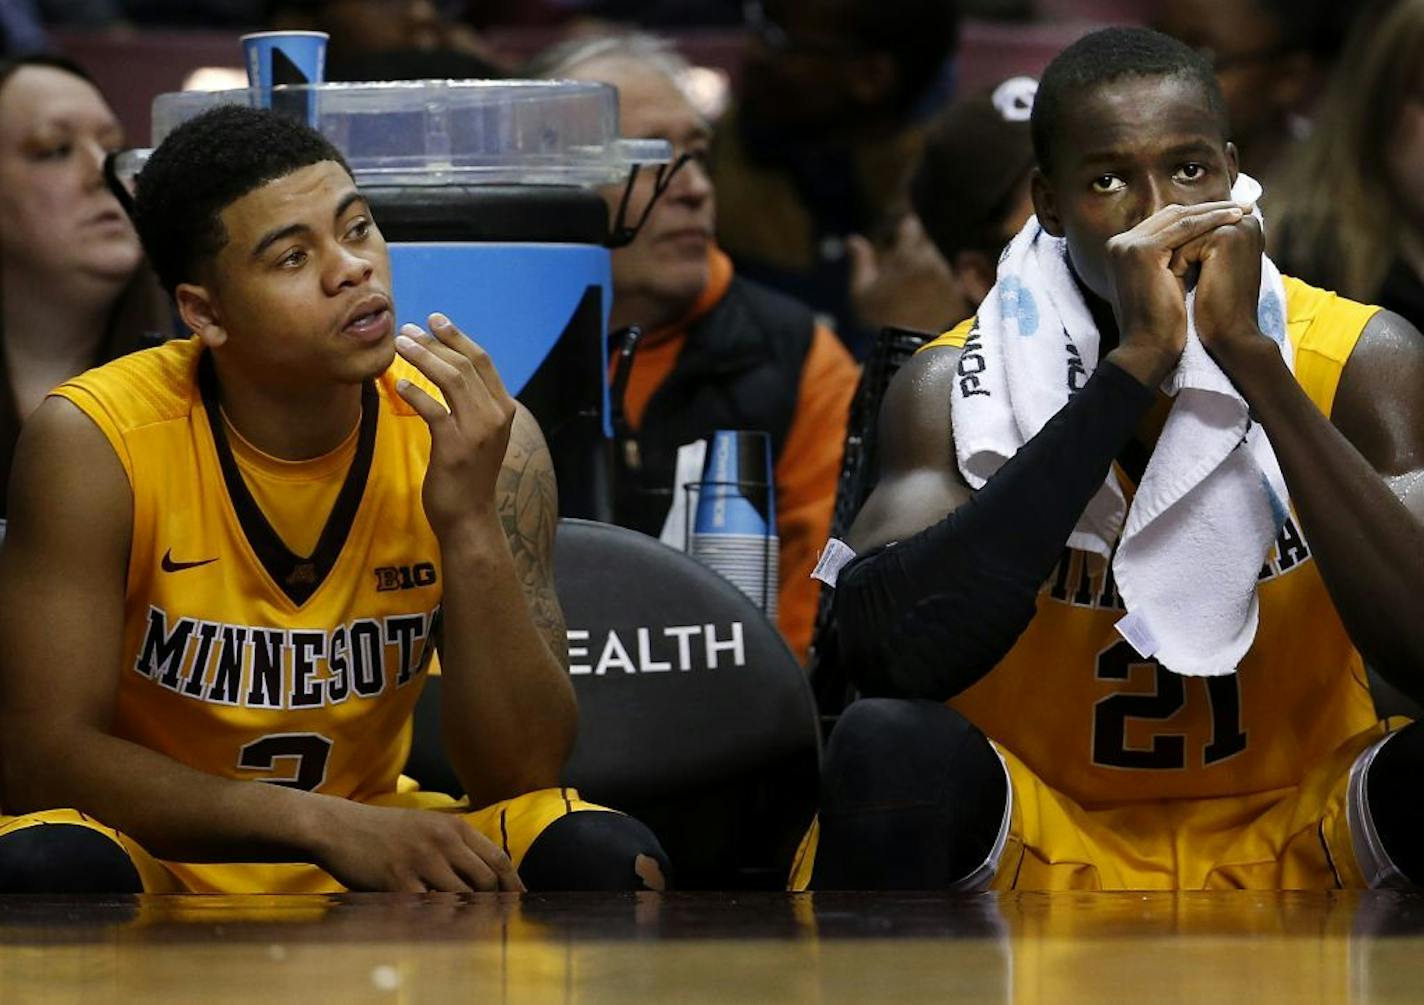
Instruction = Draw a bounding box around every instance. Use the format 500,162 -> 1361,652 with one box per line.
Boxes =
142,80 -> 671,187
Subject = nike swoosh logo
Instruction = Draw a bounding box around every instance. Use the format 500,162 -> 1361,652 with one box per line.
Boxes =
161,549 -> 218,573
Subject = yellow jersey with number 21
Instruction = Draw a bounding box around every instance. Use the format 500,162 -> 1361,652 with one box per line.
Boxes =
917,276 -> 1382,807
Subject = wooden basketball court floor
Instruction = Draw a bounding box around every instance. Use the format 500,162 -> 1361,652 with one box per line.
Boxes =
4,890 -> 1424,1003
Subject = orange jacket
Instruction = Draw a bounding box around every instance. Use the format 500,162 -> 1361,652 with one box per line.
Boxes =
613,247 -> 859,662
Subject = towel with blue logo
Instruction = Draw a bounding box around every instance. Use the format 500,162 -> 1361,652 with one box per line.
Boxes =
950,174 -> 1292,678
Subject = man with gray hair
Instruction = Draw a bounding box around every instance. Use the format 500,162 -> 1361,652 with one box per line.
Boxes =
531,35 -> 859,663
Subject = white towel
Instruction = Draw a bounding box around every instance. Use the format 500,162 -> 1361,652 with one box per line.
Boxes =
951,175 -> 1291,677
658,438 -> 708,550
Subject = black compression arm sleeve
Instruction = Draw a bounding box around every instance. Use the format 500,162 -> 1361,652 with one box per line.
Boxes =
836,360 -> 1155,701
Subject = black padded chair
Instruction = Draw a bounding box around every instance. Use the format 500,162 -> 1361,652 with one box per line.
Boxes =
1368,667 -> 1424,721
406,518 -> 822,889
808,326 -> 931,720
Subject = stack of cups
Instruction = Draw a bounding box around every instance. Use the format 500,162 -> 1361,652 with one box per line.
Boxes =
689,430 -> 778,618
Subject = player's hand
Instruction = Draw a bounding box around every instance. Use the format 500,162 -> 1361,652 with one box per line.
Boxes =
314,799 -> 525,893
1103,200 -> 1245,386
394,313 -> 516,538
1185,213 -> 1268,371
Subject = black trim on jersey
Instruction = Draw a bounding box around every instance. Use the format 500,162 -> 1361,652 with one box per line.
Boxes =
1318,820 -> 1344,888
197,351 -> 379,607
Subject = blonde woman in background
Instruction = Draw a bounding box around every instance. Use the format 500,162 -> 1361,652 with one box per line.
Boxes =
0,54 -> 167,522
1271,0 -> 1424,331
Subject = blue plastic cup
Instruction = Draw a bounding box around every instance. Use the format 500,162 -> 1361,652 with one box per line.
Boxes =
689,430 -> 778,614
692,430 -> 774,536
240,31 -> 327,124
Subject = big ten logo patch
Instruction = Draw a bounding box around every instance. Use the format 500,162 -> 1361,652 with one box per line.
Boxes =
566,623 -> 747,675
374,563 -> 438,592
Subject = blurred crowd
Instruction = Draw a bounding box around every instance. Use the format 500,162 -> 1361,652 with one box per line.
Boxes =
7,1 -> 1419,339
4,0 -> 1424,659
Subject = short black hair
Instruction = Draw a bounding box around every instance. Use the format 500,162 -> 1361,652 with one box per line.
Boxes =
1031,27 -> 1228,175
132,105 -> 352,296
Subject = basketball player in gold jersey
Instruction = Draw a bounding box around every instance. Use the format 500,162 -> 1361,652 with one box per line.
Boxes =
795,28 -> 1424,890
0,105 -> 669,893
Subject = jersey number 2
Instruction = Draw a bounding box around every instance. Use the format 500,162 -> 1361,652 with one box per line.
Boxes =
237,733 -> 333,791
1092,641 -> 1247,770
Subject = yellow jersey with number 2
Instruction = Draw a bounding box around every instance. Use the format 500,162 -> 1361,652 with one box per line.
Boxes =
52,336 -> 445,806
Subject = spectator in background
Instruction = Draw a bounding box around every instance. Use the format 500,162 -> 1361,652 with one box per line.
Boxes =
531,34 -> 859,663
850,76 -> 1038,336
845,209 -> 960,338
1153,0 -> 1351,194
0,1 -> 47,56
0,55 -> 167,521
710,0 -> 960,356
267,0 -> 508,78
37,0 -> 122,26
119,1 -> 262,26
546,0 -> 745,25
1270,0 -> 1424,333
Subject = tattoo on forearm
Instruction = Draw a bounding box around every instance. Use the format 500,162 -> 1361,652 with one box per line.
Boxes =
497,413 -> 568,668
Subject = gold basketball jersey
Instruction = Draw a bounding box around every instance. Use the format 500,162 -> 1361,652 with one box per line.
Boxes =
920,277 -> 1382,806
53,338 -> 444,804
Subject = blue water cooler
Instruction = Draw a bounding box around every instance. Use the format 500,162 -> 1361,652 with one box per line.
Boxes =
371,184 -> 614,519
139,81 -> 670,520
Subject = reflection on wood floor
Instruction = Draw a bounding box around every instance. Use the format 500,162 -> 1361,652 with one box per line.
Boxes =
3,891 -> 1424,1003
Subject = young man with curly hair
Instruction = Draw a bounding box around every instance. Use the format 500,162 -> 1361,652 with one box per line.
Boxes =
0,106 -> 668,894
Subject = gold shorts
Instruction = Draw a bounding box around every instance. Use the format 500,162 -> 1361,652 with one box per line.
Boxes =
0,783 -> 609,894
791,720 -> 1400,891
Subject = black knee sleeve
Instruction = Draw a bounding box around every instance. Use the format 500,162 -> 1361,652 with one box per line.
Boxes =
811,698 -> 1007,890
519,811 -> 671,891
0,824 -> 144,894
1366,722 -> 1424,886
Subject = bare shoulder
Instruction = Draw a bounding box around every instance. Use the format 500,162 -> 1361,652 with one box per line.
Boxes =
0,397 -> 131,729
876,344 -> 964,474
1331,310 -> 1424,476
16,392 -> 117,457
5,397 -> 131,552
846,345 -> 972,552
